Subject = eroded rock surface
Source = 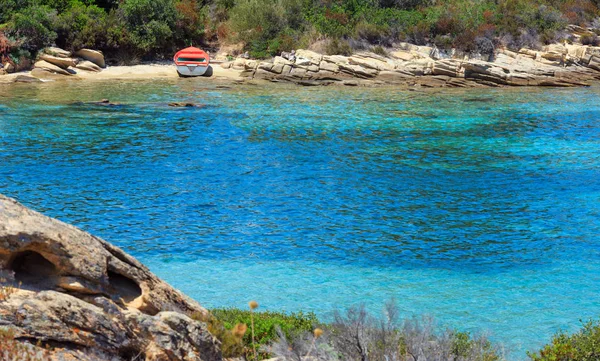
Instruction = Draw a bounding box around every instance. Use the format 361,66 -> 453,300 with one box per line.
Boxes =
222,43 -> 600,87
0,194 -> 221,361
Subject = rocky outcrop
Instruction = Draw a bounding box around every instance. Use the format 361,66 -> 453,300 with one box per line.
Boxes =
74,49 -> 106,68
221,43 -> 600,87
38,54 -> 79,69
33,60 -> 74,76
0,194 -> 221,361
76,60 -> 102,72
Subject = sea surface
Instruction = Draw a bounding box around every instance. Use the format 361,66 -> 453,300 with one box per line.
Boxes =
1,80 -> 599,359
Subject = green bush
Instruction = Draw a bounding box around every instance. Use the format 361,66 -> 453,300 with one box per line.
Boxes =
55,2 -> 108,50
210,307 -> 319,360
528,320 -> 600,361
325,37 -> 353,55
228,0 -> 304,58
6,5 -> 57,53
174,0 -> 206,48
121,0 -> 177,54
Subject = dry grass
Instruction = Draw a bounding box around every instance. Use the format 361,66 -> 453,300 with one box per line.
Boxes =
0,328 -> 52,361
0,278 -> 20,301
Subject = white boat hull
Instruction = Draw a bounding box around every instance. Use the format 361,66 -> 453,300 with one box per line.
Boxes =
176,64 -> 208,77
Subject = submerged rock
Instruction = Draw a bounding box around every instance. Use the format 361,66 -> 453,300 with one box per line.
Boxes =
168,102 -> 204,107
0,194 -> 221,361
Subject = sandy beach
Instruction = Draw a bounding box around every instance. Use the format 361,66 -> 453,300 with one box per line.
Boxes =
0,62 -> 248,84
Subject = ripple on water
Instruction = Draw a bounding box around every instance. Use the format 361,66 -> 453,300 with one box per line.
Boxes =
1,81 -> 600,359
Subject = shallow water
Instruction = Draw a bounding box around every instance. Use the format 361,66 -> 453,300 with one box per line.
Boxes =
1,80 -> 600,359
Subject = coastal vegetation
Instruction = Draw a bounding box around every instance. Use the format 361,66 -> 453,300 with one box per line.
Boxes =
0,0 -> 599,65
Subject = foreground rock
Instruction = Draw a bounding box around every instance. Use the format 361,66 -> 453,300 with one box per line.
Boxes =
0,194 -> 221,361
221,43 -> 600,88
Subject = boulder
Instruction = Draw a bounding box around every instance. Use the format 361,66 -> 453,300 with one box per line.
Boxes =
33,60 -> 73,76
273,56 -> 293,66
38,54 -> 78,69
232,58 -> 246,70
588,55 -> 600,71
244,60 -> 258,70
338,63 -> 378,78
463,62 -> 509,85
258,62 -> 274,72
349,53 -> 394,71
271,63 -> 284,74
391,50 -> 419,61
518,48 -> 538,59
319,61 -> 339,73
295,49 -> 322,66
76,60 -> 102,72
431,60 -> 461,77
42,47 -> 72,58
289,66 -> 307,79
0,194 -> 221,361
31,68 -> 76,81
14,74 -> 42,83
74,49 -> 105,68
377,70 -> 414,83
3,62 -> 15,73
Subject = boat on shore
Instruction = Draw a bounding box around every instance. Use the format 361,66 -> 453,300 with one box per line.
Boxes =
173,47 -> 210,77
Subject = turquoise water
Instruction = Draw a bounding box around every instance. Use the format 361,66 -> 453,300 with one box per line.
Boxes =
1,80 -> 600,359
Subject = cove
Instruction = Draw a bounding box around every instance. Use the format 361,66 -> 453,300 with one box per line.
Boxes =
1,80 -> 599,359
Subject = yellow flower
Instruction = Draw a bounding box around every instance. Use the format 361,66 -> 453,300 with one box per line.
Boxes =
248,300 -> 259,310
314,328 -> 324,338
232,323 -> 248,338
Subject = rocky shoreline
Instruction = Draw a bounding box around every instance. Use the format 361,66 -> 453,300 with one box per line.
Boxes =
1,43 -> 600,88
0,194 -> 223,360
225,43 -> 600,88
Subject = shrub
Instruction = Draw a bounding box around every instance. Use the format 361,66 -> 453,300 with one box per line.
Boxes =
371,45 -> 388,56
210,307 -> 319,360
6,5 -> 57,54
191,311 -> 246,358
121,0 -> 178,54
54,2 -> 108,51
580,33 -> 599,45
265,301 -> 503,361
174,0 -> 205,48
528,320 -> 600,361
325,38 -> 353,55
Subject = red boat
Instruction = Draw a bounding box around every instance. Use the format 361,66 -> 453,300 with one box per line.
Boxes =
173,47 -> 210,77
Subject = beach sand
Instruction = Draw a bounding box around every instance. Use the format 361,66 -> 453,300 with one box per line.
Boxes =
0,63 -> 247,84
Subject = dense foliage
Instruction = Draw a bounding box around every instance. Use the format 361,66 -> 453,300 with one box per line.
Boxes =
528,319 -> 600,361
0,0 -> 599,62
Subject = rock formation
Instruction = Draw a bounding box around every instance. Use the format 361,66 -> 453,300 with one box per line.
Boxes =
0,194 -> 222,361
74,49 -> 106,68
222,44 -> 600,87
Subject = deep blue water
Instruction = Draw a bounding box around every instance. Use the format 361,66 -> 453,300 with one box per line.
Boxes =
1,80 -> 600,359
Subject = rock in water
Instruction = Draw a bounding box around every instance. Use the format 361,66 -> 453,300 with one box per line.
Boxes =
74,49 -> 106,68
0,194 -> 221,361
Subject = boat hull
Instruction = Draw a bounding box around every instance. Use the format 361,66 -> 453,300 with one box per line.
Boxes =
176,64 -> 208,77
